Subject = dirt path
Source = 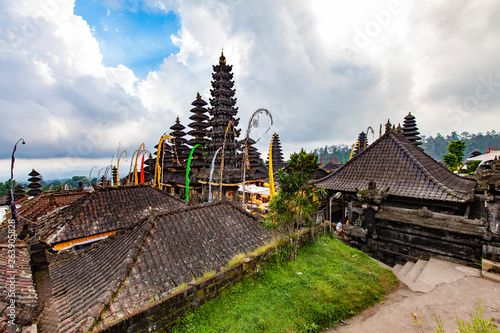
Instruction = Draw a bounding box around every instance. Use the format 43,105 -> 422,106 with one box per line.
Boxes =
324,276 -> 500,332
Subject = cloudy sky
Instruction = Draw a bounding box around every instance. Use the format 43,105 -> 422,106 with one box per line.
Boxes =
1,0 -> 499,181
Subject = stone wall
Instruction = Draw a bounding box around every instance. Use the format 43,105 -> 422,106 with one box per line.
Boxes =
347,206 -> 485,267
101,250 -> 273,333
484,193 -> 500,262
100,223 -> 331,332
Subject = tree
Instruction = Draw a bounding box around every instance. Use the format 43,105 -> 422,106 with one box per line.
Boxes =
467,160 -> 481,173
442,140 -> 466,171
264,149 -> 326,261
448,141 -> 466,165
443,153 -> 458,170
1,180 -> 20,196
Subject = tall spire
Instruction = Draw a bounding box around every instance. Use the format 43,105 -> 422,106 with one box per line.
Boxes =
268,133 -> 288,170
402,112 -> 422,146
164,116 -> 189,170
219,50 -> 226,65
206,52 -> 241,170
355,132 -> 367,154
187,93 -> 210,169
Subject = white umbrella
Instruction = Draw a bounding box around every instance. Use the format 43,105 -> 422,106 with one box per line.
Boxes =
238,184 -> 270,196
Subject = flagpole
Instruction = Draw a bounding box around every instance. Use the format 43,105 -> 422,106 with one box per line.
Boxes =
10,138 -> 25,229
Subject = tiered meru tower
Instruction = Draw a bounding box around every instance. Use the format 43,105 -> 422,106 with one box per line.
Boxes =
268,134 -> 288,170
187,93 -> 210,169
144,52 -> 268,201
206,52 -> 241,170
354,131 -> 367,155
402,112 -> 422,146
27,169 -> 43,196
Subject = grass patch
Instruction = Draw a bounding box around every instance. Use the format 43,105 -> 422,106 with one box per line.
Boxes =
192,270 -> 217,284
225,237 -> 285,269
172,235 -> 399,333
171,283 -> 188,294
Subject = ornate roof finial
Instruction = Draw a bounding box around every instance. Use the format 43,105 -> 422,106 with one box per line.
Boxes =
219,50 -> 226,65
196,92 -> 202,99
176,116 -> 180,124
397,123 -> 402,134
385,119 -> 392,133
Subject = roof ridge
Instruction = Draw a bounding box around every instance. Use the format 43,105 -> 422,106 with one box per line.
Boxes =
388,133 -> 464,200
149,185 -> 189,205
315,133 -> 388,183
152,200 -> 260,221
37,191 -> 93,242
89,214 -> 156,330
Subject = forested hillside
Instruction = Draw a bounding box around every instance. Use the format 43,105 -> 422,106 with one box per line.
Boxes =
313,130 -> 500,164
421,131 -> 500,161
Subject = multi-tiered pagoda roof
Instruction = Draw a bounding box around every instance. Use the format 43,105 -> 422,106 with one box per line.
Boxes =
355,131 -> 367,155
187,93 -> 210,169
402,112 -> 422,146
268,133 -> 288,170
206,52 -> 241,171
165,117 -> 189,170
27,169 -> 43,196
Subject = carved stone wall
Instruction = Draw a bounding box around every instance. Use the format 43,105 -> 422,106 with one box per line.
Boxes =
484,191 -> 500,262
346,205 -> 485,267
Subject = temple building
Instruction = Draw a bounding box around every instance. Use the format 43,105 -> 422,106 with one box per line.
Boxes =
354,131 -> 367,155
145,52 -> 268,201
316,115 -> 500,268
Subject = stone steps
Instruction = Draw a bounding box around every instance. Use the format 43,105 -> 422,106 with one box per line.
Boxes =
391,258 -> 482,293
482,259 -> 500,283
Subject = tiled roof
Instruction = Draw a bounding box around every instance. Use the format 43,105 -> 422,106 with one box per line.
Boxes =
322,163 -> 342,171
37,185 -> 188,246
316,132 -> 476,203
0,191 -> 86,240
0,240 -> 39,325
48,202 -> 271,333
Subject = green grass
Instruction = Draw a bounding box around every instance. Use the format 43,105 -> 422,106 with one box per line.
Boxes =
172,235 -> 399,333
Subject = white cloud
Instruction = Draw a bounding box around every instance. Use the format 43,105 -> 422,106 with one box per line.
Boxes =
2,0 -> 500,180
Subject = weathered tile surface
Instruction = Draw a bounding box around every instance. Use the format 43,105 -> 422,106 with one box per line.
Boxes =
48,202 -> 270,333
316,132 -> 476,203
0,191 -> 85,239
0,241 -> 39,326
37,185 -> 188,246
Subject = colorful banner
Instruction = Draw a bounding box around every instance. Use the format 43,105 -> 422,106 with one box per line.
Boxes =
269,134 -> 277,198
186,144 -> 202,202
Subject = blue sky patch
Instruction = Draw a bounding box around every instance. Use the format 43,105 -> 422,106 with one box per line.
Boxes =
74,0 -> 181,79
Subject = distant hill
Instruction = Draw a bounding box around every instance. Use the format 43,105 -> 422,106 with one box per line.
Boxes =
420,131 -> 500,161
